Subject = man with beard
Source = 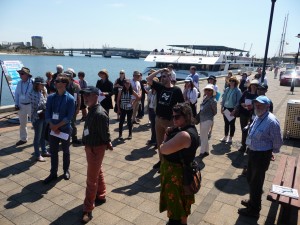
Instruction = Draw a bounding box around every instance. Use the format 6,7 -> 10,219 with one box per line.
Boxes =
238,96 -> 282,218
146,68 -> 184,170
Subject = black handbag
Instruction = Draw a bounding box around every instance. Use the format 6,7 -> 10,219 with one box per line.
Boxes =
179,152 -> 202,195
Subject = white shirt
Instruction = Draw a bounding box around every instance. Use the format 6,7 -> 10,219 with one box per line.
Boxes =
130,79 -> 141,100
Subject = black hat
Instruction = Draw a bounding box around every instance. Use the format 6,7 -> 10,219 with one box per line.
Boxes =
33,76 -> 46,84
79,86 -> 99,95
207,75 -> 216,81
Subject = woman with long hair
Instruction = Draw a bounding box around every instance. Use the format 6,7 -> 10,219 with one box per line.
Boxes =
220,76 -> 242,143
113,70 -> 126,120
117,79 -> 139,139
29,77 -> 50,162
159,103 -> 199,225
183,77 -> 198,118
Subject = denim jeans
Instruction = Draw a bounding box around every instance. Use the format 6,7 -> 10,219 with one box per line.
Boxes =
148,108 -> 156,142
32,119 -> 46,157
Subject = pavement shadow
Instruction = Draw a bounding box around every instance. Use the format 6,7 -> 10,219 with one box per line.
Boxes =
214,176 -> 248,196
4,178 -> 63,209
0,143 -> 34,157
234,215 -> 259,225
125,145 -> 157,161
112,169 -> 160,195
226,151 -> 248,169
0,155 -> 37,178
210,143 -> 231,155
49,205 -> 82,225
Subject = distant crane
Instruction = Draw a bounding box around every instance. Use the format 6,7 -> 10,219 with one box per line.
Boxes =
239,43 -> 246,56
278,13 -> 289,62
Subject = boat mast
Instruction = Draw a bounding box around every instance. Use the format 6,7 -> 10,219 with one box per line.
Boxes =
278,13 -> 288,62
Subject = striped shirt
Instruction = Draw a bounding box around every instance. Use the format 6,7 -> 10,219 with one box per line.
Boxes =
247,111 -> 283,153
29,88 -> 47,123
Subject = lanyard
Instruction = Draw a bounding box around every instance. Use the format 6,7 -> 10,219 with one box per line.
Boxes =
248,113 -> 268,137
21,80 -> 30,95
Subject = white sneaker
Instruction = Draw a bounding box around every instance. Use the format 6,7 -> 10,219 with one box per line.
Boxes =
227,137 -> 232,143
220,136 -> 227,142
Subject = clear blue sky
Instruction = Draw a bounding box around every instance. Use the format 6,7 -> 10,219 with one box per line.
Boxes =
1,0 -> 299,58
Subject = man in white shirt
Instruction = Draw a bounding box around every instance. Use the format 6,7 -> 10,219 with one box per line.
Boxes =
167,64 -> 177,85
14,67 -> 33,146
131,71 -> 142,124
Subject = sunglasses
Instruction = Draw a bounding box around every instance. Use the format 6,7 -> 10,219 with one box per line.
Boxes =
229,80 -> 235,82
120,72 -> 125,74
54,80 -> 67,83
19,73 -> 27,76
205,89 -> 213,92
172,114 -> 182,120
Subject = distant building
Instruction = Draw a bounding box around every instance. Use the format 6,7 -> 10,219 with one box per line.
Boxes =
26,42 -> 31,47
31,36 -> 43,49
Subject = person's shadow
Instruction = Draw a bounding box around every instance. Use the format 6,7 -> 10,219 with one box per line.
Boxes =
5,178 -> 63,209
112,169 -> 160,195
125,145 -> 157,161
210,143 -> 231,156
49,205 -> 82,225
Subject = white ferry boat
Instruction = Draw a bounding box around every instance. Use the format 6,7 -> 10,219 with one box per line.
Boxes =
143,45 -> 254,80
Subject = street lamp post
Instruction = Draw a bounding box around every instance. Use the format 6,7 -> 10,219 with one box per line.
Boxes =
295,34 -> 300,66
261,0 -> 277,84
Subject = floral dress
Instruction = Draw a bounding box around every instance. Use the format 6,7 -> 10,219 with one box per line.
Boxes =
159,125 -> 199,220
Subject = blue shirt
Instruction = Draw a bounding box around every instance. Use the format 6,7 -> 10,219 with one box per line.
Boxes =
15,79 -> 33,106
188,73 -> 199,90
45,91 -> 75,132
247,111 -> 283,153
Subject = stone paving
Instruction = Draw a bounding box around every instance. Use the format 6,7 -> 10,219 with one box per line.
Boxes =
0,71 -> 299,225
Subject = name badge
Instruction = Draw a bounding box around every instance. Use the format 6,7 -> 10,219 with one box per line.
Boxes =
200,106 -> 204,111
20,95 -> 26,100
52,113 -> 59,120
74,93 -> 77,102
84,128 -> 89,136
246,137 -> 252,146
252,115 -> 256,120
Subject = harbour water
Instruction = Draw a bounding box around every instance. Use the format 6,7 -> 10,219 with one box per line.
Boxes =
0,54 -> 154,106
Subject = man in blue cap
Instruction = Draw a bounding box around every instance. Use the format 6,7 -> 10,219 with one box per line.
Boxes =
238,96 -> 282,218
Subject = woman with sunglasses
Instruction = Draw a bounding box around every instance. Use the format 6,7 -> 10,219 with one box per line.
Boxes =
199,84 -> 217,158
220,76 -> 242,143
117,79 -> 139,139
113,70 -> 126,120
159,103 -> 199,225
29,77 -> 50,162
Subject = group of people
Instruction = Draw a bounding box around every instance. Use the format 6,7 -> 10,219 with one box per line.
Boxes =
13,64 -> 283,224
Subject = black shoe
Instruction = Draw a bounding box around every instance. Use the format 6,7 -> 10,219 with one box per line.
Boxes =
238,207 -> 259,218
16,140 -> 27,146
128,134 -> 132,139
153,161 -> 161,169
63,171 -> 70,180
241,199 -> 250,207
199,152 -> 209,158
43,174 -> 58,184
147,140 -> 156,145
81,211 -> 93,224
72,139 -> 81,145
238,146 -> 246,153
95,198 -> 106,206
42,151 -> 51,157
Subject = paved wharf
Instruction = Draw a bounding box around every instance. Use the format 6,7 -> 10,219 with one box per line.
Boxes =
0,71 -> 299,225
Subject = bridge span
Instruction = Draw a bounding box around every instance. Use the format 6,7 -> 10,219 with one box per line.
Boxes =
44,47 -> 151,58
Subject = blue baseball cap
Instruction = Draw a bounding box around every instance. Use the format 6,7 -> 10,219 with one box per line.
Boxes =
253,96 -> 271,105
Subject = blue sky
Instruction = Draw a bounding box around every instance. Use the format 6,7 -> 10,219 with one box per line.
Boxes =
1,0 -> 299,58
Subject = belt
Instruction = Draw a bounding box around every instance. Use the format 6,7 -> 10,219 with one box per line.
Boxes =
20,103 -> 31,105
249,149 -> 272,152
